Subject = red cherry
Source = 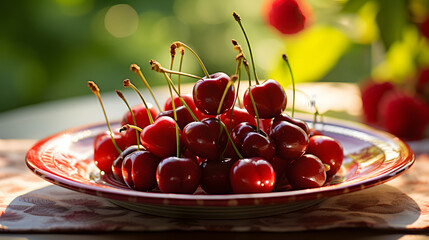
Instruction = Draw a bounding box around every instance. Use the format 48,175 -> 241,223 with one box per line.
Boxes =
122,150 -> 161,191
309,128 -> 323,137
269,120 -> 308,161
272,113 -> 309,135
193,72 -> 235,115
140,116 -> 180,158
112,145 -> 140,182
306,135 -> 343,177
417,67 -> 429,103
121,104 -> 158,147
265,0 -> 311,35
241,132 -> 276,161
230,157 -> 275,194
156,157 -> 201,194
286,154 -> 326,189
182,118 -> 227,161
156,105 -> 195,130
163,93 -> 206,119
269,155 -> 291,189
93,131 -> 126,174
243,79 -> 287,119
200,159 -> 234,194
360,80 -> 395,124
420,17 -> 429,40
220,107 -> 257,131
378,91 -> 429,140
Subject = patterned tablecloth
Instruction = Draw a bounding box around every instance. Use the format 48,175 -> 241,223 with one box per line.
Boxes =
1,139 -> 429,232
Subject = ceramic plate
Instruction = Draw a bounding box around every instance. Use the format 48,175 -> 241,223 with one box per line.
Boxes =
26,118 -> 414,219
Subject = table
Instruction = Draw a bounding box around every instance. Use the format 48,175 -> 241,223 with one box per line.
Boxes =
1,83 -> 429,239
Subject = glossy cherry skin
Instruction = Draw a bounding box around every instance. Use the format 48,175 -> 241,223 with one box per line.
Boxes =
272,113 -> 309,135
93,131 -> 126,174
182,118 -> 227,161
220,107 -> 257,131
163,93 -> 206,120
122,150 -> 161,191
286,154 -> 326,190
230,157 -> 275,194
269,120 -> 309,161
243,79 -> 287,119
140,116 -> 181,159
156,157 -> 201,194
112,145 -> 141,182
269,155 -> 291,190
241,132 -> 276,161
156,105 -> 195,130
309,128 -> 323,137
306,135 -> 343,177
121,104 -> 158,147
193,72 -> 235,115
200,159 -> 234,194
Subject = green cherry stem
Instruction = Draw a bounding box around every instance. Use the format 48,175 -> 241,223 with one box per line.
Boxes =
130,64 -> 162,112
233,12 -> 259,85
88,81 -> 122,154
167,82 -> 181,158
173,41 -> 210,78
119,124 -> 143,133
150,59 -> 201,80
116,90 -> 140,150
123,79 -> 154,124
282,54 -> 295,118
178,47 -> 185,95
161,72 -> 199,122
219,121 -> 243,159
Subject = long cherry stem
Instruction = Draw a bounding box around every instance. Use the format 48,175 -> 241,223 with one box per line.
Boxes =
130,64 -> 161,112
219,121 -> 243,159
233,12 -> 259,84
178,47 -> 185,95
216,75 -> 237,115
88,81 -> 122,154
243,60 -> 260,132
150,59 -> 201,79
167,83 -> 181,158
123,79 -> 154,124
116,90 -> 140,150
173,41 -> 210,78
282,54 -> 296,118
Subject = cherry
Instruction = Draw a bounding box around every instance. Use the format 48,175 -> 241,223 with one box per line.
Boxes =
140,116 -> 181,158
265,0 -> 311,35
309,128 -> 323,137
269,155 -> 291,189
306,135 -> 343,177
360,80 -> 395,124
112,144 -> 140,182
122,149 -> 161,191
243,79 -> 287,119
241,131 -> 275,161
200,159 -> 234,194
286,154 -> 326,189
193,72 -> 235,115
220,107 -> 257,131
164,93 -> 204,119
269,120 -> 308,161
120,103 -> 157,147
156,156 -> 201,194
93,131 -> 126,174
420,17 -> 429,40
230,157 -> 275,194
156,105 -> 195,130
182,118 -> 227,161
272,113 -> 309,135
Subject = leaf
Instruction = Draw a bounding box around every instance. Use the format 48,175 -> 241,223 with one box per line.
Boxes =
269,25 -> 350,87
375,0 -> 408,50
341,0 -> 371,13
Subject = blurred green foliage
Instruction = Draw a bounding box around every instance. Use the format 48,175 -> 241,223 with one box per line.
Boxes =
1,0 -> 428,113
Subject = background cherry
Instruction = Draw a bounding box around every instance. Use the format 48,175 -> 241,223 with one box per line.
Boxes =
156,156 -> 201,194
121,104 -> 158,147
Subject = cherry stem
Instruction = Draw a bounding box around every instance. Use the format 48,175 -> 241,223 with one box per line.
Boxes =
116,90 -> 140,150
323,163 -> 331,172
173,41 -> 210,78
162,72 -> 199,122
130,64 -> 162,112
219,121 -> 243,159
233,12 -> 259,84
150,59 -> 201,79
167,83 -> 181,158
293,88 -> 322,128
88,81 -> 122,154
123,79 -> 154,124
216,75 -> 237,115
232,39 -> 244,107
248,88 -> 260,133
282,54 -> 295,118
178,47 -> 185,95
120,124 -> 143,133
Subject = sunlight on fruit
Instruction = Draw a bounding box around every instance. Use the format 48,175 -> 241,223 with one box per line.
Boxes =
105,4 -> 139,38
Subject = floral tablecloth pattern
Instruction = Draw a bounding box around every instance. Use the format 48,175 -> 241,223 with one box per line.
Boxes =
1,139 -> 429,232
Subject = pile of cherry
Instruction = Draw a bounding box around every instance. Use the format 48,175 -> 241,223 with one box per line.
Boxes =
89,12 -> 344,195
